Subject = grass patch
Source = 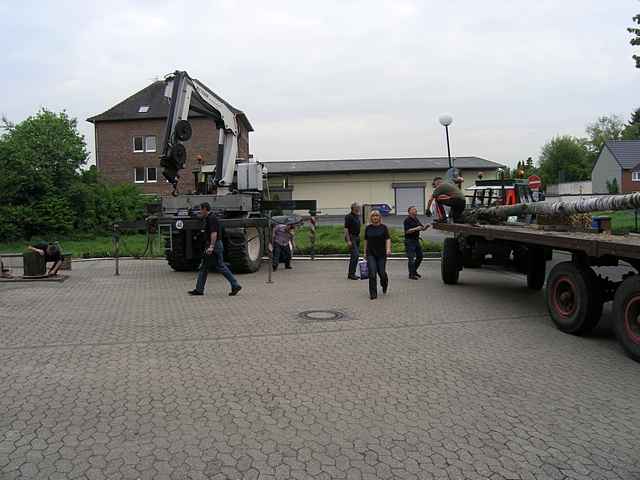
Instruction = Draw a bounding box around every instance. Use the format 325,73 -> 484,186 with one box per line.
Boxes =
593,210 -> 640,235
0,225 -> 443,259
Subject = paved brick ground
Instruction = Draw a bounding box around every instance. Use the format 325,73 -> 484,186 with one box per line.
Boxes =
0,259 -> 638,480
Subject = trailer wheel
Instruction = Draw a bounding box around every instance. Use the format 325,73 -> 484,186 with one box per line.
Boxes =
612,275 -> 640,362
526,247 -> 546,291
441,238 -> 461,285
545,262 -> 603,334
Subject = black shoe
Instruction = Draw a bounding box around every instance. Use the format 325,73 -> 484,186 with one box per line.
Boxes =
285,265 -> 292,269
272,266 -> 278,271
229,285 -> 242,296
382,283 -> 388,294
409,275 -> 418,280
188,290 -> 203,296
348,274 -> 360,280
415,272 -> 422,278
370,294 -> 377,300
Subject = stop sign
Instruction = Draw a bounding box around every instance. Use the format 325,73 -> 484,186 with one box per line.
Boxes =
528,175 -> 542,191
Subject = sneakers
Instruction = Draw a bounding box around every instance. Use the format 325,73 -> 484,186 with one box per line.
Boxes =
229,285 -> 242,296
188,290 -> 203,296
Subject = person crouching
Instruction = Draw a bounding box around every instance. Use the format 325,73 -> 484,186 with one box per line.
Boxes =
270,223 -> 296,271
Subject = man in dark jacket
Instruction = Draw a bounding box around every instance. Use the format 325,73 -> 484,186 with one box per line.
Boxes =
189,203 -> 242,296
344,202 -> 362,279
27,242 -> 63,276
403,206 -> 429,279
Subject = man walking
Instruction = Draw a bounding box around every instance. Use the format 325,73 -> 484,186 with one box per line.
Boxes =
270,223 -> 296,271
403,206 -> 428,279
344,202 -> 361,280
189,203 -> 242,296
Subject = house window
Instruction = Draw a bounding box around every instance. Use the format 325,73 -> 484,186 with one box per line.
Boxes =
145,135 -> 156,153
134,167 -> 145,183
133,136 -> 144,152
133,135 -> 157,153
146,167 -> 157,183
138,105 -> 150,113
633,171 -> 640,182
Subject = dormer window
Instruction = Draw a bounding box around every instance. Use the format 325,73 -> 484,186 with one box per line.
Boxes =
138,105 -> 150,113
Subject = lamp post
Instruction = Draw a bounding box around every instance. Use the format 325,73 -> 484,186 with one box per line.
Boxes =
438,114 -> 453,168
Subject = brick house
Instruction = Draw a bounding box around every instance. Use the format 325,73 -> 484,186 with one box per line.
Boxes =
592,140 -> 640,193
87,80 -> 253,194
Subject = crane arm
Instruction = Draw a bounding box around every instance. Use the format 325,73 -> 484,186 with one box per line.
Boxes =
160,70 -> 238,194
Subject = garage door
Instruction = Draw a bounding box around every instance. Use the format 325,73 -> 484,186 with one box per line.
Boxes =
394,185 -> 425,214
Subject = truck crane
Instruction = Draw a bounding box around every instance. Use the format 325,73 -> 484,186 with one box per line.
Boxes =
151,70 -> 316,273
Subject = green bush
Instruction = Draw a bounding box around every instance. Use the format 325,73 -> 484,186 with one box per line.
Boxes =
0,111 -> 146,241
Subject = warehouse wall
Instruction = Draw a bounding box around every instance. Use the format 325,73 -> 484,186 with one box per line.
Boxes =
269,169 -> 497,215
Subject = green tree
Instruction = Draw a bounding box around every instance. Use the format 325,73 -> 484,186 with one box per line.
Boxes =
622,107 -> 640,140
538,136 -> 591,186
584,115 -> 625,163
606,178 -> 620,194
630,13 -> 640,68
0,110 -> 145,241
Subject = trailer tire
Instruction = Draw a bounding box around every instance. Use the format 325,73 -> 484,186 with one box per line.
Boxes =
224,226 -> 265,274
612,275 -> 640,362
441,238 -> 461,284
545,262 -> 602,334
526,247 -> 546,291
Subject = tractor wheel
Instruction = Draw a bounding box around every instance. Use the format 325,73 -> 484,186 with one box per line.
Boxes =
441,238 -> 462,285
612,275 -> 640,362
526,247 -> 546,291
224,226 -> 265,273
165,233 -> 200,272
545,262 -> 603,334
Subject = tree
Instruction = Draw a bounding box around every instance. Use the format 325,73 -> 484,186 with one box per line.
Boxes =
606,178 -> 620,194
538,136 -> 591,186
622,107 -> 640,140
630,13 -> 640,68
584,115 -> 625,163
0,110 -> 145,241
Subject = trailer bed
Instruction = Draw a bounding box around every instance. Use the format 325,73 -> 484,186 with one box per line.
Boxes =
434,222 -> 640,260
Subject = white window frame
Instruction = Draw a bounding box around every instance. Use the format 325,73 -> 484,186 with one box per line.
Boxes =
134,167 -> 145,183
633,171 -> 640,182
144,135 -> 157,153
133,136 -> 144,153
146,167 -> 158,183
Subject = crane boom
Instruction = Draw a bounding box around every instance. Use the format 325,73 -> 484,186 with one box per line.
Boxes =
160,70 -> 239,194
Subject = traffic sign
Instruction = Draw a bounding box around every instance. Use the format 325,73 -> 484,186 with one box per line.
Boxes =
528,175 -> 542,191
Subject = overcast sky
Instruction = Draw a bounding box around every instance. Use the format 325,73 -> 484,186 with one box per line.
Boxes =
1,0 -> 639,168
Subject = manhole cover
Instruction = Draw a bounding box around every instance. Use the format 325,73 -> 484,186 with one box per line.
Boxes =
298,310 -> 346,321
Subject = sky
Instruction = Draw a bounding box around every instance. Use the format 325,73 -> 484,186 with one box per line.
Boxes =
1,0 -> 639,168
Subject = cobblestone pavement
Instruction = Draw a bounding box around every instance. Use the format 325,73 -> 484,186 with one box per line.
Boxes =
0,259 -> 638,480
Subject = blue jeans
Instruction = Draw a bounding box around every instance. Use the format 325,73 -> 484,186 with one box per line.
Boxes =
405,238 -> 423,276
348,236 -> 360,276
367,254 -> 388,297
195,240 -> 240,293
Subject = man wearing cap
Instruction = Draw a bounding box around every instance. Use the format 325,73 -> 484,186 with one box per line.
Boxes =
344,202 -> 362,280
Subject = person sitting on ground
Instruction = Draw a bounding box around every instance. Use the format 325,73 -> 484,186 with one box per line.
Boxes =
27,242 -> 63,276
426,176 -> 467,223
269,223 -> 296,271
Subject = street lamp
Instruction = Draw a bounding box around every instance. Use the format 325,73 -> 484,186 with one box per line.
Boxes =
438,114 -> 453,168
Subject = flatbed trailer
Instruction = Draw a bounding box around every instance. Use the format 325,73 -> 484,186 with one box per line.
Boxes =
433,222 -> 640,362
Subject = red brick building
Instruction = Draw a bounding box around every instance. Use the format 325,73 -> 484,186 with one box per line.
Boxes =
87,80 -> 253,194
